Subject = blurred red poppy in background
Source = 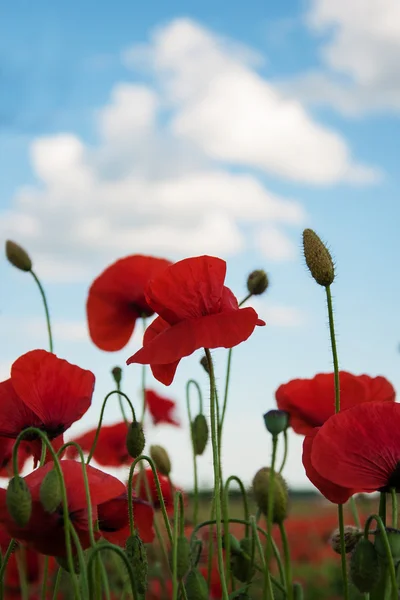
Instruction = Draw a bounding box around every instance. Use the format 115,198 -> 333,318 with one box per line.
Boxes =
0,438 -> 32,477
0,350 -> 95,464
127,255 -> 265,385
145,390 -> 180,427
98,492 -> 154,544
87,255 -> 171,351
67,421 -> 131,467
276,371 -> 395,435
131,468 -> 175,512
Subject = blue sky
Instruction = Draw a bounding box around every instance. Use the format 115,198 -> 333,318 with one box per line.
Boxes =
1,0 -> 399,490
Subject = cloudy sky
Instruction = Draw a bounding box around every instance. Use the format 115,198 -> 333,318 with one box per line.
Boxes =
0,0 -> 399,491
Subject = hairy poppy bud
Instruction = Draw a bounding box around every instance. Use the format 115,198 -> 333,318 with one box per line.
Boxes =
126,421 -> 145,458
374,527 -> 400,564
111,366 -> 122,385
6,476 -> 32,527
263,410 -> 288,436
293,582 -> 304,600
247,269 -> 269,295
56,554 -> 80,574
252,468 -> 288,524
125,534 -> 148,594
185,568 -> 208,600
222,532 -> 242,556
231,537 -> 255,583
150,445 -> 171,476
199,355 -> 209,374
40,469 -> 61,514
170,535 -> 191,579
191,414 -> 209,455
302,229 -> 334,287
330,525 -> 362,554
350,538 -> 380,593
5,240 -> 32,272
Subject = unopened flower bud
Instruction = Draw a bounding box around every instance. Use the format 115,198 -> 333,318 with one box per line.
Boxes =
56,554 -> 80,573
200,355 -> 209,374
126,421 -> 145,458
350,538 -> 381,593
40,469 -> 61,514
302,229 -> 334,287
230,537 -> 255,583
293,582 -> 304,600
263,410 -> 288,436
125,533 -> 148,594
185,568 -> 208,600
374,527 -> 400,564
5,240 -> 32,272
111,366 -> 122,385
191,414 -> 209,456
150,445 -> 171,476
247,270 -> 269,295
330,525 -> 362,554
170,535 -> 191,579
222,533 -> 242,556
252,468 -> 288,524
6,476 -> 32,527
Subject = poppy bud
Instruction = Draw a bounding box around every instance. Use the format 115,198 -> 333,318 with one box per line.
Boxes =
6,476 -> 32,527
5,240 -> 32,272
222,532 -> 242,556
111,366 -> 122,385
302,229 -> 334,287
263,410 -> 288,436
350,538 -> 381,593
125,533 -> 148,594
185,568 -> 208,600
126,421 -> 145,458
374,527 -> 400,564
40,469 -> 62,514
293,582 -> 304,600
230,537 -> 255,583
252,468 -> 288,524
330,525 -> 362,554
170,535 -> 191,579
199,355 -> 209,374
247,269 -> 269,295
150,445 -> 171,476
56,554 -> 80,574
191,414 -> 209,455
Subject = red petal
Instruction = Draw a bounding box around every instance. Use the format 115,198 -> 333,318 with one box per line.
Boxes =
302,429 -> 354,503
69,422 -> 131,467
87,255 -> 171,351
311,402 -> 400,491
145,390 -> 180,426
11,350 -> 95,434
144,255 -> 227,324
360,375 -> 396,403
0,379 -> 42,437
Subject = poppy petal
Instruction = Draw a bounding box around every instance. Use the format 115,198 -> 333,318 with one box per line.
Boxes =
0,379 -> 42,437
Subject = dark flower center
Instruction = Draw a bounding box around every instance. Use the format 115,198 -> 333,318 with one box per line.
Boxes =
22,424 -> 65,441
380,462 -> 400,492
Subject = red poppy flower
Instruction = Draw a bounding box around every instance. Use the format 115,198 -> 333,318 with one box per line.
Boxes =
0,460 -> 127,557
127,256 -> 265,385
87,255 -> 172,352
0,350 -> 94,465
303,402 -> 400,500
131,468 -> 175,512
145,390 -> 180,426
98,493 -> 154,545
276,371 -> 395,436
67,422 -> 131,467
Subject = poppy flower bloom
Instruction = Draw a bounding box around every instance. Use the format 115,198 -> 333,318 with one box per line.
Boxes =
303,402 -> 400,503
127,256 -> 265,385
0,350 -> 95,464
145,390 -> 180,427
131,468 -> 175,512
0,460 -> 147,557
87,255 -> 172,352
67,422 -> 131,467
276,371 -> 395,436
98,493 -> 154,545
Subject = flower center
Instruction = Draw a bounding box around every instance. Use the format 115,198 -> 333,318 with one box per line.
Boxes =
380,462 -> 400,492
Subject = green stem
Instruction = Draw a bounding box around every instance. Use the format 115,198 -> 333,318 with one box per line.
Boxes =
204,348 -> 229,600
31,270 -> 53,353
139,316 -> 147,424
68,521 -> 90,597
87,544 -> 138,600
0,540 -> 16,599
279,522 -> 293,600
51,569 -> 62,600
186,379 -> 203,526
278,430 -> 288,474
264,434 -> 278,599
391,488 -> 398,528
172,491 -> 185,600
41,556 -> 50,600
350,496 -> 361,529
15,548 -> 29,600
117,380 -> 129,425
380,493 -> 387,527
364,514 -> 397,600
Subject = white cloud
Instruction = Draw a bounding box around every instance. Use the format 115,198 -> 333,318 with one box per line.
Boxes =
250,298 -> 306,327
281,0 -> 400,114
255,226 -> 298,260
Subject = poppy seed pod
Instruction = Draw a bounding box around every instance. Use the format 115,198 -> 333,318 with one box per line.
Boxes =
263,410 -> 288,436
330,525 -> 362,554
247,269 -> 269,295
185,568 -> 208,600
170,535 -> 191,579
350,538 -> 381,593
6,476 -> 32,527
150,445 -> 171,476
125,533 -> 148,594
191,414 -> 209,455
40,469 -> 62,514
374,527 -> 400,564
252,468 -> 288,524
126,421 -> 145,459
302,229 -> 334,287
222,532 -> 242,556
230,537 -> 255,583
111,366 -> 122,385
5,240 -> 32,272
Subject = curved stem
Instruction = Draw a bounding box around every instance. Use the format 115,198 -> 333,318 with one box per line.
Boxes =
364,514 -> 397,600
204,348 -> 229,600
51,569 -> 62,600
186,379 -> 203,526
278,430 -> 288,474
0,540 -> 17,598
350,496 -> 361,529
117,380 -> 129,425
30,270 -> 53,353
87,544 -> 138,600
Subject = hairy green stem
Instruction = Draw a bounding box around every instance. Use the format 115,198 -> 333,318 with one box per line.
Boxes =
186,379 -> 203,526
31,270 -> 53,352
364,514 -> 397,600
278,430 -> 288,474
391,488 -> 398,528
